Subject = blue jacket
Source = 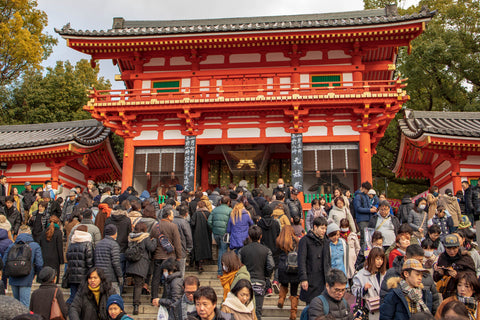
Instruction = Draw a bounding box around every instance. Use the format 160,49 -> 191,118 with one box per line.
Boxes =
380,277 -> 432,320
0,229 -> 13,257
227,211 -> 253,249
3,233 -> 43,287
353,190 -> 372,222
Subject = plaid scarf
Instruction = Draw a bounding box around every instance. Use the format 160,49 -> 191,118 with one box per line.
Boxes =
457,295 -> 477,320
399,280 -> 430,314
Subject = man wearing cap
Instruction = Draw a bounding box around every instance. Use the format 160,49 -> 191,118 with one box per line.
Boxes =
41,191 -> 62,220
30,266 -> 68,319
61,190 -> 78,223
433,233 -> 476,299
380,258 -> 433,320
20,182 -> 36,215
94,224 -> 123,294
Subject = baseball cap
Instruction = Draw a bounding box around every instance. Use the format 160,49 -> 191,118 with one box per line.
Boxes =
444,234 -> 460,248
24,181 -> 31,186
402,258 -> 428,272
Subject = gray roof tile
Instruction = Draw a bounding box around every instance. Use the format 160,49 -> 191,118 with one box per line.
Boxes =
0,120 -> 111,150
56,6 -> 435,37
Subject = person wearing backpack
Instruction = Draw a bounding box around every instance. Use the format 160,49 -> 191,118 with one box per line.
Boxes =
276,225 -> 300,320
95,224 -> 123,295
239,226 -> 274,320
150,208 -> 182,301
2,225 -> 43,307
306,268 -> 353,320
125,221 -> 156,315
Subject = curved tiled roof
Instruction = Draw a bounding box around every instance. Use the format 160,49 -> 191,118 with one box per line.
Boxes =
398,109 -> 480,140
0,120 -> 111,150
55,6 -> 435,37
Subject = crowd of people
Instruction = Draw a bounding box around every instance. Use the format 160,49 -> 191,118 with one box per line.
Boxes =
0,174 -> 479,320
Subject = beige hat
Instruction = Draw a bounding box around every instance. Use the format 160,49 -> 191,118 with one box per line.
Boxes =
0,215 -> 11,231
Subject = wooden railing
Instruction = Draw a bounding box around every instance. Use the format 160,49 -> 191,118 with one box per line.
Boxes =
90,79 -> 406,105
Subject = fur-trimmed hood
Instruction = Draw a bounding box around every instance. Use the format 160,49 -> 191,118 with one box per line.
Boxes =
387,276 -> 424,290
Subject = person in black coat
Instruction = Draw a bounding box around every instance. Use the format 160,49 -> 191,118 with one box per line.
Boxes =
30,266 -> 68,319
4,196 -> 21,236
297,216 -> 331,304
257,206 -> 280,255
152,258 -> 184,310
125,222 -> 156,315
105,209 -> 132,276
69,267 -> 116,320
95,224 -> 123,294
190,201 -> 212,271
38,216 -> 64,284
66,225 -> 94,304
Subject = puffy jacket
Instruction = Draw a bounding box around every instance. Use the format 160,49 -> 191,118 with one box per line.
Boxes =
380,255 -> 439,313
94,236 -> 123,283
158,271 -> 184,308
408,208 -> 428,235
3,233 -> 43,287
287,198 -> 303,219
208,204 -> 232,236
353,190 -> 372,222
227,211 -> 253,250
308,290 -> 352,320
4,206 -> 21,235
66,230 -> 94,284
380,277 -> 432,320
69,282 -> 115,320
239,242 -> 274,283
125,232 -> 157,278
69,219 -> 102,248
398,196 -> 413,224
105,210 -> 132,253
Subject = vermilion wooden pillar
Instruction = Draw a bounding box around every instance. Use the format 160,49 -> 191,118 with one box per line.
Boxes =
122,137 -> 134,191
451,160 -> 462,193
359,131 -> 373,184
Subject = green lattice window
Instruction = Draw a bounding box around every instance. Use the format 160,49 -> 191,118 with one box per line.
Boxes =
311,75 -> 341,87
153,80 -> 180,93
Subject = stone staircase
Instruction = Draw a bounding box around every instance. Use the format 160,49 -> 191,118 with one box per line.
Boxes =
8,261 -> 304,319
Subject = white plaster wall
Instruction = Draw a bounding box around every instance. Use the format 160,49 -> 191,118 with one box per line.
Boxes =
200,55 -> 225,64
435,161 -> 451,179
134,130 -> 159,141
333,126 -> 359,136
31,162 -> 48,171
343,73 -> 353,86
163,130 -> 185,140
8,164 -> 27,173
197,129 -> 222,139
60,165 -> 85,182
303,126 -> 328,136
142,80 -> 151,89
181,78 -> 191,88
266,127 -> 290,137
328,50 -> 351,59
461,155 -> 480,165
230,53 -> 261,63
170,57 -> 190,66
461,168 -> 480,172
440,182 -> 454,194
266,52 -> 289,62
144,58 -> 165,67
301,51 -> 323,60
228,128 -> 260,138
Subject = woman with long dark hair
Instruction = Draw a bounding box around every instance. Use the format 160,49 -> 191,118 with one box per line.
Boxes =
69,267 -> 116,320
221,279 -> 256,320
276,225 -> 300,320
39,215 -> 64,283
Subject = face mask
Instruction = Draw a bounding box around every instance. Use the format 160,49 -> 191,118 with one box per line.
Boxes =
340,228 -> 349,232
418,204 -> 426,210
424,250 -> 434,257
433,192 -> 439,197
223,265 -> 228,273
278,184 -> 284,188
163,271 -> 169,279
46,185 -> 52,191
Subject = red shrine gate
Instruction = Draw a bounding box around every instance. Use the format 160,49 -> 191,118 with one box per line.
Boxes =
57,5 -> 433,196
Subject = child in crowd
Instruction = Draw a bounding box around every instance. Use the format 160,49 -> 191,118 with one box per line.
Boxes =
107,295 -> 134,320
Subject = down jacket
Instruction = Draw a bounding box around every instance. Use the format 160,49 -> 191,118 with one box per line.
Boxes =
105,210 -> 132,253
308,289 -> 352,320
94,235 -> 122,283
66,230 -> 94,284
158,270 -> 184,308
380,277 -> 432,320
227,210 -> 254,250
69,282 -> 115,320
125,232 -> 157,278
208,204 -> 232,236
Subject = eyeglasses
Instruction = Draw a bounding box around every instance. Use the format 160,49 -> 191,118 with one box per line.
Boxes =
185,291 -> 196,295
331,287 -> 346,293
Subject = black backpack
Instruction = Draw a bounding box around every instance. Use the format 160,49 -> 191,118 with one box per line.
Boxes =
5,242 -> 32,277
125,240 -> 143,262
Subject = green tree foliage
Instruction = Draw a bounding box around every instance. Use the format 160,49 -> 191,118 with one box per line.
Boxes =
366,0 -> 480,198
364,0 -> 398,10
0,0 -> 57,86
1,59 -> 111,124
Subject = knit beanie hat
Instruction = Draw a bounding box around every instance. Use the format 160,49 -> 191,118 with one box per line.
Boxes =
326,222 -> 340,236
38,266 -> 56,284
106,294 -> 124,311
104,224 -> 117,236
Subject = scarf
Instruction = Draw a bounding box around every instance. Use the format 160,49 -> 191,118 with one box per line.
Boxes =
340,230 -> 350,241
399,279 -> 430,314
311,207 -> 326,219
220,270 -> 238,300
88,284 -> 101,305
457,295 -> 477,320
181,294 -> 195,320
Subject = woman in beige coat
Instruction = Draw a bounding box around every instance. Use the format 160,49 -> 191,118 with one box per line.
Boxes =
221,279 -> 257,320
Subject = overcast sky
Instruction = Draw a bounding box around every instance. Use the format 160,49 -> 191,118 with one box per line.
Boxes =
38,0 -> 420,89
